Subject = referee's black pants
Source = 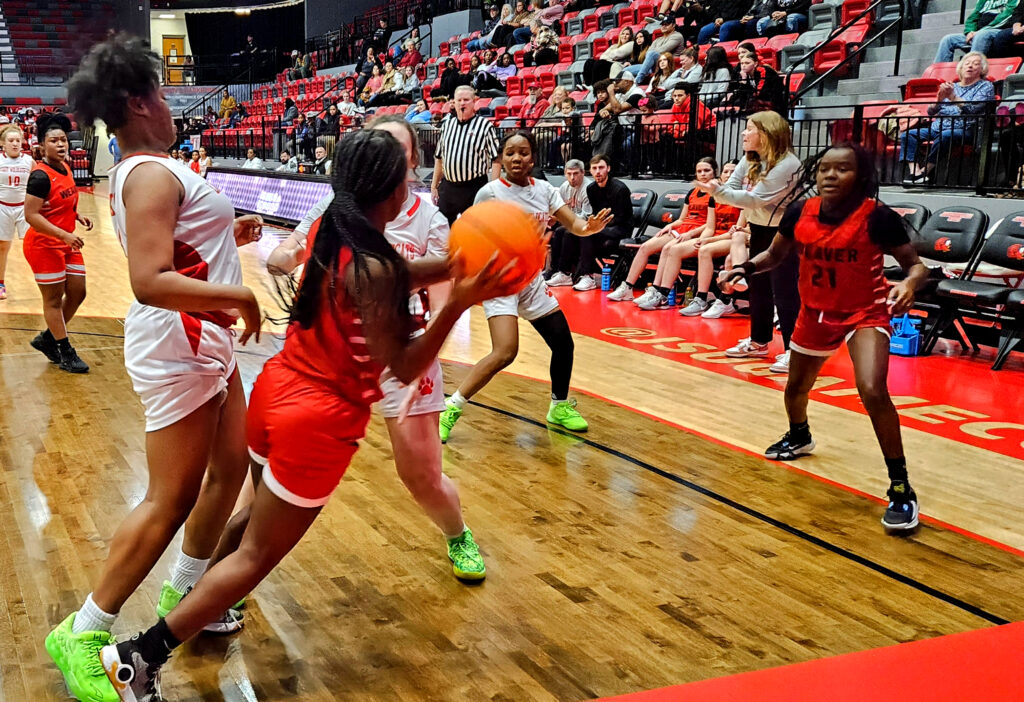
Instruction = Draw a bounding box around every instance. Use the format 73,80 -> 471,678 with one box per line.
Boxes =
438,176 -> 488,225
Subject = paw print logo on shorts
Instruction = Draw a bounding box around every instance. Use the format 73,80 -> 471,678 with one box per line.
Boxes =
418,376 -> 434,396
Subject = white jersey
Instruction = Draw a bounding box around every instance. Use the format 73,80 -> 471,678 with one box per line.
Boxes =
0,153 -> 34,204
108,154 -> 244,432
109,154 -> 243,327
474,177 -> 566,224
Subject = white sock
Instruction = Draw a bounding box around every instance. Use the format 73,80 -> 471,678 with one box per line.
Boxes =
444,525 -> 467,542
169,551 -> 210,594
72,593 -> 116,634
448,391 -> 468,409
550,394 -> 566,406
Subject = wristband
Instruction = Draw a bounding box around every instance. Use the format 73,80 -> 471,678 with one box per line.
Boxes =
740,260 -> 756,276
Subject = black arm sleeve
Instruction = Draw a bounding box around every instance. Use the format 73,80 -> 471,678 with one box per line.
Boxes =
778,199 -> 806,239
25,169 -> 50,200
869,205 -> 912,249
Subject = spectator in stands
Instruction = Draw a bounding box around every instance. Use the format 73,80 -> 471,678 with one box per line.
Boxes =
406,99 -> 433,122
694,110 -> 802,366
628,29 -> 653,71
609,72 -> 646,120
372,17 -> 392,53
523,20 -> 560,66
281,97 -> 299,126
559,154 -> 632,290
369,61 -> 406,106
366,64 -> 385,98
312,145 -> 331,175
647,52 -> 679,101
717,0 -> 805,40
189,150 -> 202,174
198,147 -> 212,178
243,34 -> 259,55
658,0 -> 710,44
489,4 -> 518,48
170,148 -> 180,161
546,159 -> 593,283
433,57 -> 470,99
218,89 -> 236,119
277,148 -> 298,172
397,39 -> 423,68
228,105 -> 245,128
901,51 -> 995,183
468,4 -> 508,50
699,45 -> 733,107
538,86 -> 571,120
0,107 -> 9,125
203,106 -> 217,127
242,148 -> 264,169
358,86 -> 374,108
583,26 -> 635,86
356,46 -> 384,91
723,48 -> 785,115
590,79 -> 622,166
697,0 -> 755,44
291,113 -> 316,160
664,47 -> 702,97
108,134 -> 121,164
625,18 -> 684,85
535,0 -> 568,28
336,91 -> 362,120
519,84 -> 551,126
318,103 -> 341,141
509,0 -> 538,45
475,51 -> 517,92
935,0 -> 1019,62
398,66 -> 421,101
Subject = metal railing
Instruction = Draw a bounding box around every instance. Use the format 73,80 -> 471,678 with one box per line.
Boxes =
785,0 -> 905,104
201,94 -> 1023,196
179,50 -> 281,123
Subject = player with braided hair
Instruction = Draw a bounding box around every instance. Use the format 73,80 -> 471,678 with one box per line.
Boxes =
23,111 -> 93,372
45,34 -> 262,702
264,114 -> 489,582
97,129 -> 521,701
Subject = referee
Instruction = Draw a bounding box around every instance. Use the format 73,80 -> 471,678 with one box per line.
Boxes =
430,85 -> 500,224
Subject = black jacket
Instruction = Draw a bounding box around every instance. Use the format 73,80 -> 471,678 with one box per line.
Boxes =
712,0 -> 755,21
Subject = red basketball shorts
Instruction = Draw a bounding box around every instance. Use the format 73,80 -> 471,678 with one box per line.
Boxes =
790,305 -> 891,357
23,237 -> 85,284
247,358 -> 371,508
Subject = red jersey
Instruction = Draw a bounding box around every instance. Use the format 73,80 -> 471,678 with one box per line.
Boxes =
714,202 -> 741,234
27,160 -> 78,239
674,188 -> 712,230
281,222 -> 384,406
793,197 -> 888,314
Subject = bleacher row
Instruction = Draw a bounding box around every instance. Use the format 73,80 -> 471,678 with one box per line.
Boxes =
2,0 -> 115,77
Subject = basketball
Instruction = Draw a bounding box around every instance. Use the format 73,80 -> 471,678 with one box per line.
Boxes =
449,200 -> 545,290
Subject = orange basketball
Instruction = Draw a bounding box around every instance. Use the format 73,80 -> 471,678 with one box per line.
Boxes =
449,200 -> 546,292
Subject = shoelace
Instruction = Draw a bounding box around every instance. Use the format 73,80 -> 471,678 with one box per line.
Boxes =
80,640 -> 108,678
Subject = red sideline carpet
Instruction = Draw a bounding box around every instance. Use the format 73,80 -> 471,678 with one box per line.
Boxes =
598,621 -> 1024,701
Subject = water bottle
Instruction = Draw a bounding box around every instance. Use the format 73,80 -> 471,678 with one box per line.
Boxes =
601,265 -> 612,291
666,286 -> 676,307
683,279 -> 696,305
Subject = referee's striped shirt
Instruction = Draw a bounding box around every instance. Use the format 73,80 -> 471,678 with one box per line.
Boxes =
435,113 -> 499,184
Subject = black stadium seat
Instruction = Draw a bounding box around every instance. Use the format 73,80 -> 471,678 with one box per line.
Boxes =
605,188 -> 656,284
886,201 -> 930,234
930,213 -> 1024,368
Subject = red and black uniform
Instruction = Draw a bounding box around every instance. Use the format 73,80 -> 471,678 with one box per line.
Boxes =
713,202 -> 741,235
672,189 -> 713,234
22,159 -> 83,284
247,233 -> 384,509
780,197 -> 909,356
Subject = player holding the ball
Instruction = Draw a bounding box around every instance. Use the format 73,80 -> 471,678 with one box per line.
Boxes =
97,130 -> 524,700
439,131 -> 613,443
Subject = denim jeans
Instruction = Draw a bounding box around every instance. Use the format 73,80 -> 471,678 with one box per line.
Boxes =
719,18 -> 758,41
934,27 -> 1005,62
512,26 -> 532,45
625,50 -> 660,83
466,38 -> 490,51
900,122 -> 973,163
697,21 -> 721,44
756,12 -> 807,35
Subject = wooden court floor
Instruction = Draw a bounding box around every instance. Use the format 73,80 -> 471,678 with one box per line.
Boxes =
1,190 -> 1022,701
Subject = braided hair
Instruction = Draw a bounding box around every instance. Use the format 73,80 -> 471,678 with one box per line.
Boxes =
290,129 -> 412,337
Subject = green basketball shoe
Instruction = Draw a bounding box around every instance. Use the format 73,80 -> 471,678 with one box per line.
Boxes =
156,580 -> 244,634
439,399 -> 463,444
44,613 -> 119,702
447,528 -> 486,581
546,399 -> 589,432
